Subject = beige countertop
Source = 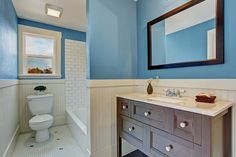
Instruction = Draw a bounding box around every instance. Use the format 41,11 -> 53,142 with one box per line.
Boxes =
117,93 -> 234,117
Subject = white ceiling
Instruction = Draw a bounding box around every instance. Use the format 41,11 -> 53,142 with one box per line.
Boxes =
12,0 -> 87,32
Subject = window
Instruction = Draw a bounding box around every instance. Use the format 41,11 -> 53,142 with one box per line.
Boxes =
19,25 -> 61,78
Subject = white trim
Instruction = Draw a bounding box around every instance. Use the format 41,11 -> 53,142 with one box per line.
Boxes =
18,25 -> 61,78
87,79 -> 236,91
19,79 -> 65,85
3,125 -> 20,157
66,108 -> 87,135
0,80 -> 18,89
87,79 -> 137,88
85,148 -> 91,157
135,79 -> 236,91
18,74 -> 61,79
65,39 -> 86,45
53,115 -> 66,126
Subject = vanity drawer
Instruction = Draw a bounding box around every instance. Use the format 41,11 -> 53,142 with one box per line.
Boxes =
148,127 -> 201,157
173,110 -> 202,145
117,98 -> 131,117
132,101 -> 173,132
120,116 -> 145,150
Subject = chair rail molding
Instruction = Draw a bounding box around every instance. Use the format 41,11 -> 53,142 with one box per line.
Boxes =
0,80 -> 18,89
135,79 -> 236,91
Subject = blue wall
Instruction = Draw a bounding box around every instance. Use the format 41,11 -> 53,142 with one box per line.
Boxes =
165,19 -> 215,63
87,0 -> 137,79
0,0 -> 18,79
18,18 -> 86,79
137,0 -> 236,79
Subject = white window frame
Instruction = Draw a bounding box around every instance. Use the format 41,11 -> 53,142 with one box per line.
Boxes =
18,25 -> 62,79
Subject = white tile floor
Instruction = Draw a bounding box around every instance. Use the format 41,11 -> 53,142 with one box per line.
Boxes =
12,125 -> 86,157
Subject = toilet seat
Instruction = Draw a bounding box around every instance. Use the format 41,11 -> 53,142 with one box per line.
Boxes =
29,114 -> 53,124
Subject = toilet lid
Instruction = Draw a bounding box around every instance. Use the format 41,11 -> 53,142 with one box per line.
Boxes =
29,114 -> 53,124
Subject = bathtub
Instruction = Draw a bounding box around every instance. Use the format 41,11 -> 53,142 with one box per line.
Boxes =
66,107 -> 89,156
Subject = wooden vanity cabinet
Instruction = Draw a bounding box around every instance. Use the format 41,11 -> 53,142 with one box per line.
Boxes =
117,97 -> 232,157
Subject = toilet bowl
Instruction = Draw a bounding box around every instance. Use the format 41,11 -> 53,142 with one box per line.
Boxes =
27,94 -> 54,143
29,114 -> 53,143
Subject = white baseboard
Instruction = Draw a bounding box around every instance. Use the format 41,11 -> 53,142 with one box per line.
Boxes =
3,125 -> 20,157
90,145 -> 113,157
53,115 -> 66,126
85,148 -> 91,157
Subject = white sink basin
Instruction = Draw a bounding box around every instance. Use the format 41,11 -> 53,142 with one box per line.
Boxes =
147,97 -> 183,104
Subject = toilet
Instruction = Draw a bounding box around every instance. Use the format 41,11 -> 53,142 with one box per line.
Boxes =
27,94 -> 54,143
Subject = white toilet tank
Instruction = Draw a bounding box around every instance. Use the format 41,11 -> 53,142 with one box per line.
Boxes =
27,94 -> 53,115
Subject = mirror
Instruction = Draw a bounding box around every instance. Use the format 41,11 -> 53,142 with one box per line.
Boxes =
147,0 -> 224,69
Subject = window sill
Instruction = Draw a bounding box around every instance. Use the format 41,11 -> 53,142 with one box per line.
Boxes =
18,74 -> 62,79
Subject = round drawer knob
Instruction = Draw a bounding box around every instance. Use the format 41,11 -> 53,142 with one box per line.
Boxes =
128,127 -> 135,132
165,145 -> 173,152
180,121 -> 188,128
122,105 -> 128,110
144,111 -> 151,117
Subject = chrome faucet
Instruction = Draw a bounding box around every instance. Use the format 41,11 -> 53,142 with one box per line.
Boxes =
164,89 -> 186,98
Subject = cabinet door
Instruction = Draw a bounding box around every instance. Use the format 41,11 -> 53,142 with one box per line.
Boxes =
173,110 -> 202,145
132,101 -> 173,133
117,97 -> 131,117
120,116 -> 146,151
147,127 -> 202,157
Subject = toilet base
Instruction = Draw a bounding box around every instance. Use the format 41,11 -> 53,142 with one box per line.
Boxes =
35,129 -> 50,143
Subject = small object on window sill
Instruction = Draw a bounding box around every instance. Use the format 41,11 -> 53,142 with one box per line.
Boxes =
195,93 -> 216,103
28,67 -> 52,74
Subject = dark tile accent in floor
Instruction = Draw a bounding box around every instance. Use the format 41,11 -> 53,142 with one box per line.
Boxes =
123,150 -> 148,157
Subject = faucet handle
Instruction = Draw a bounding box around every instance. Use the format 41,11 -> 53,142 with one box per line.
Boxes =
164,88 -> 170,96
179,89 -> 186,94
163,88 -> 171,92
163,89 -> 168,92
176,89 -> 186,97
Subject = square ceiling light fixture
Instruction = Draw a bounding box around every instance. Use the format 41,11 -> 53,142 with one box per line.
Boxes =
45,4 -> 63,18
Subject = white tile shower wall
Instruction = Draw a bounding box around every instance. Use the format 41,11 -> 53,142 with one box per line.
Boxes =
19,79 -> 66,133
65,39 -> 87,109
0,80 -> 19,157
88,80 -> 137,157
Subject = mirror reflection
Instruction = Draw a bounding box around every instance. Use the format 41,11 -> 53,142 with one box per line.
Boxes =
151,0 -> 216,66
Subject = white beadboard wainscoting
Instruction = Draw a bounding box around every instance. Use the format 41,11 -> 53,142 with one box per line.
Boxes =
88,79 -> 236,157
87,80 -> 137,157
18,79 -> 66,133
0,80 -> 19,157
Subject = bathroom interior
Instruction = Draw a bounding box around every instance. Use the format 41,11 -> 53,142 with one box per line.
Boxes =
0,0 -> 236,157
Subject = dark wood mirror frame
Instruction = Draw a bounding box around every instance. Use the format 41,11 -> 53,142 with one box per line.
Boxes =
147,0 -> 224,70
